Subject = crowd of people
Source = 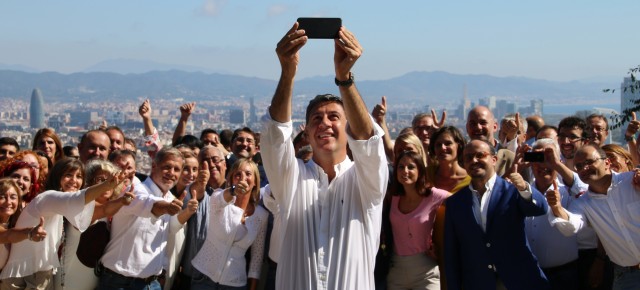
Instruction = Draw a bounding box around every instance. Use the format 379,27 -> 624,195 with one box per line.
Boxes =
0,22 -> 638,290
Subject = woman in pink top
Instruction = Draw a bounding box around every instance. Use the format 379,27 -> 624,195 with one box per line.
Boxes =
387,151 -> 449,290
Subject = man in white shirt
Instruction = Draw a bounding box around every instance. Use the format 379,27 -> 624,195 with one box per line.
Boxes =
548,144 -> 640,290
261,22 -> 387,290
98,147 -> 197,290
520,138 -> 581,290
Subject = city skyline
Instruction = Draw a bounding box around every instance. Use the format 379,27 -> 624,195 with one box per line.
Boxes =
1,1 -> 639,83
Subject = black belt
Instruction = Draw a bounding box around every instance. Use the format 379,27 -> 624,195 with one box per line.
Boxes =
543,259 -> 578,274
614,263 -> 640,271
103,266 -> 165,284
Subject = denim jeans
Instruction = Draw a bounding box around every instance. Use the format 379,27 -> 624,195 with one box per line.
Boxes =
612,264 -> 640,290
190,270 -> 246,290
98,269 -> 162,290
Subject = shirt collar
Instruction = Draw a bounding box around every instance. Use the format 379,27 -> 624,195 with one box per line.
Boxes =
144,177 -> 171,198
469,173 -> 497,195
587,171 -> 622,199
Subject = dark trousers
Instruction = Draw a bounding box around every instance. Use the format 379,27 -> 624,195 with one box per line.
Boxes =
543,260 -> 579,290
577,248 -> 613,290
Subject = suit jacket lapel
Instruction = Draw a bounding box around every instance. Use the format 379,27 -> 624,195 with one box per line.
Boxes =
486,176 -> 504,232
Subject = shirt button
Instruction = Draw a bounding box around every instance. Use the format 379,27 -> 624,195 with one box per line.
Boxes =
486,243 -> 491,248
488,265 -> 493,269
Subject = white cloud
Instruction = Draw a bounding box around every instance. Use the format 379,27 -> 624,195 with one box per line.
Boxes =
267,4 -> 288,17
196,0 -> 226,17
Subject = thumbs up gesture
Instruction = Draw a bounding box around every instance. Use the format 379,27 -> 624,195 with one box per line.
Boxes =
28,217 -> 47,242
625,111 -> 639,142
185,190 -> 199,214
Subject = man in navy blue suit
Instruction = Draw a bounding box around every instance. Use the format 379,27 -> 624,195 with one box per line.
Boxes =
444,139 -> 550,290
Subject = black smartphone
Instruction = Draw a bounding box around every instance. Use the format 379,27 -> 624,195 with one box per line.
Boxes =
297,17 -> 342,39
523,152 -> 545,163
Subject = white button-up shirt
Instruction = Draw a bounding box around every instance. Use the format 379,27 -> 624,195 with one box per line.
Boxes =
0,189 -> 95,279
550,171 -> 640,267
261,115 -> 388,290
526,177 -> 578,268
191,189 -> 268,287
101,178 -> 181,278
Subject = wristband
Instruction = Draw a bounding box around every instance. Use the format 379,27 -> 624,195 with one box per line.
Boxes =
625,135 -> 635,142
335,73 -> 354,87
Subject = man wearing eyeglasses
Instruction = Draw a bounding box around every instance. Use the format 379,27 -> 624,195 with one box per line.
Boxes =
444,139 -> 550,290
175,145 -> 226,290
586,114 -> 609,147
548,144 -> 640,289
557,116 -> 587,172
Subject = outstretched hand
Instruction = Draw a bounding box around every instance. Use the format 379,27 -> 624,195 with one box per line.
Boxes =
276,22 -> 307,75
334,26 -> 363,79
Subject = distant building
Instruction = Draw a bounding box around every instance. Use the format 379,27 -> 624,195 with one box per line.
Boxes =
621,76 -> 640,117
29,88 -> 45,129
229,109 -> 245,125
249,97 -> 258,124
69,111 -> 99,127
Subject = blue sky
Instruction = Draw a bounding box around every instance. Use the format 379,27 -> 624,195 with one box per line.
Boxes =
2,1 -> 639,82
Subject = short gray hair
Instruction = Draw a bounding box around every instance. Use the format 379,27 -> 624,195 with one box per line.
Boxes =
532,138 -> 560,159
85,159 -> 120,186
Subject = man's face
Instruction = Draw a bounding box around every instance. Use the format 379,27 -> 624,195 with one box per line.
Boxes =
0,145 -> 17,161
201,133 -> 220,147
536,128 -> 558,141
463,140 -> 497,181
305,102 -> 348,158
200,147 -> 227,188
231,132 -> 255,158
557,127 -> 584,160
113,155 -> 137,182
574,146 -> 610,184
531,144 -> 557,186
413,116 -> 435,149
587,117 -> 608,147
466,108 -> 497,143
106,129 -> 125,151
78,131 -> 111,163
150,155 -> 184,193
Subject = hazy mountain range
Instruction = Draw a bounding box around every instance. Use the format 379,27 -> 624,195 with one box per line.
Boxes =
0,59 -> 622,107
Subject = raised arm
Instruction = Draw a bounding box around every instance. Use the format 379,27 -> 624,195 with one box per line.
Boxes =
92,183 -> 136,222
0,217 -> 46,243
270,22 -> 307,123
172,102 -> 196,146
84,172 -> 127,204
334,27 -> 372,140
372,96 -> 394,162
138,99 -> 155,137
625,112 -> 640,166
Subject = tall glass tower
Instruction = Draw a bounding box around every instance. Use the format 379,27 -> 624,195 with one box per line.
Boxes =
29,88 -> 45,129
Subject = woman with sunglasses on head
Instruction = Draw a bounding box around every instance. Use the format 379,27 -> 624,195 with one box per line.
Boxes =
385,151 -> 449,290
0,158 -> 127,290
191,158 -> 268,290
